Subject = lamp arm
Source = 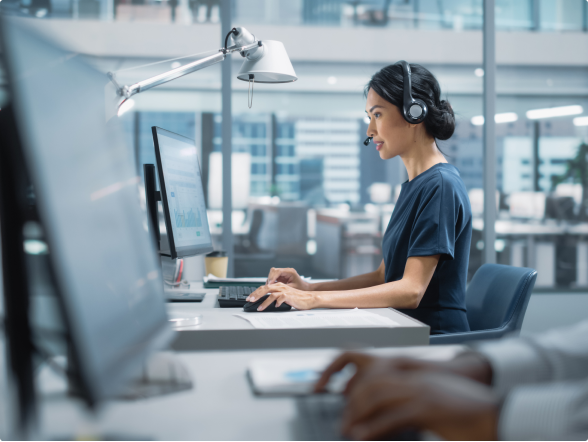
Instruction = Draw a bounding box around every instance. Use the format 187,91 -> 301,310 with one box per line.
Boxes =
108,41 -> 261,99
109,51 -> 225,99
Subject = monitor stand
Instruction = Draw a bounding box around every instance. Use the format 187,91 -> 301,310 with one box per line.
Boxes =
63,348 -> 194,401
164,285 -> 206,302
54,351 -> 193,439
144,164 -> 206,303
115,351 -> 193,400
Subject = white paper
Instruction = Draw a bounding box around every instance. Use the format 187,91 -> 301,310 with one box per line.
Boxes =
248,355 -> 354,395
235,309 -> 399,329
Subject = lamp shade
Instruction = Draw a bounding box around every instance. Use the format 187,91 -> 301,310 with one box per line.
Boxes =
237,40 -> 297,83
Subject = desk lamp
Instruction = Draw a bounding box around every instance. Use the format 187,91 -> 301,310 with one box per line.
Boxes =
108,27 -> 297,108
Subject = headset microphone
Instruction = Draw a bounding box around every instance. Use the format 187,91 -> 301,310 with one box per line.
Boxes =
363,137 -> 372,146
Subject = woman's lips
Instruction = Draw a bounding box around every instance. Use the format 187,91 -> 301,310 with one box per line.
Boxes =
375,141 -> 384,151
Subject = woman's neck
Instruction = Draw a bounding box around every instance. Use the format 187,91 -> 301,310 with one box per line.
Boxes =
401,137 -> 447,181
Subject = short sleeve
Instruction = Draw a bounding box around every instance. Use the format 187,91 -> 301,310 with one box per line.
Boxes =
407,174 -> 457,260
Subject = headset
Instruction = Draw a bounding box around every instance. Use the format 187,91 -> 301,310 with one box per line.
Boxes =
364,60 -> 428,146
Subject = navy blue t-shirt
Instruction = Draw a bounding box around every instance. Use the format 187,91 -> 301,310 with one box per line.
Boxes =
383,163 -> 472,334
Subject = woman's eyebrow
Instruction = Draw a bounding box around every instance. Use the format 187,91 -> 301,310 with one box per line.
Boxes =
369,105 -> 384,113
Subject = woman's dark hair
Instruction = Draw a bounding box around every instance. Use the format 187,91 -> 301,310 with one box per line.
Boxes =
365,63 -> 455,141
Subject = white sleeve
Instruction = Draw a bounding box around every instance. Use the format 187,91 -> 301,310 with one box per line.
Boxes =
475,320 -> 588,397
498,381 -> 588,441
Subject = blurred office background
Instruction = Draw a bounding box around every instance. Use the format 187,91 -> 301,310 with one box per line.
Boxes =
2,0 -> 588,332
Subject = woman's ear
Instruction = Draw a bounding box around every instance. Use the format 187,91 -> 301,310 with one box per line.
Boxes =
410,123 -> 418,142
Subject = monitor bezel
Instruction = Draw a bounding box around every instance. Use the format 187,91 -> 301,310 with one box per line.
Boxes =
152,126 -> 213,259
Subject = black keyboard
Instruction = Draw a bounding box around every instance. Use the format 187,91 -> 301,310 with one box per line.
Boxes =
295,395 -> 422,441
218,285 -> 261,308
295,395 -> 347,441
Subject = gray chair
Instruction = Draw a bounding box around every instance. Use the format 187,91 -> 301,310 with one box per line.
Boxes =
430,264 -> 537,345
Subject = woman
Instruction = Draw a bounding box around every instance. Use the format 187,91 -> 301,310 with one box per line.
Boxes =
247,62 -> 472,334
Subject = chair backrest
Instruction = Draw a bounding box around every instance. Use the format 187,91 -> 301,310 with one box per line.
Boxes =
248,209 -> 264,251
466,264 -> 537,333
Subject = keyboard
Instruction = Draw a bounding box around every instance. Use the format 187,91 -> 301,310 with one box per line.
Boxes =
295,394 -> 422,441
217,285 -> 261,308
295,395 -> 347,441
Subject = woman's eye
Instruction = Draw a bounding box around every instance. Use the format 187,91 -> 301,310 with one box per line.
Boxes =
373,113 -> 381,119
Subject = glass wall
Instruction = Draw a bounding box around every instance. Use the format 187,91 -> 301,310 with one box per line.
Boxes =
7,0 -> 588,33
7,0 -> 587,287
489,83 -> 588,289
234,0 -> 588,32
114,10 -> 588,285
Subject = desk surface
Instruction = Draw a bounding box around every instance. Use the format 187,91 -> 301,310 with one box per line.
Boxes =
165,282 -> 221,310
166,285 -> 430,351
473,218 -> 588,235
39,345 -> 462,440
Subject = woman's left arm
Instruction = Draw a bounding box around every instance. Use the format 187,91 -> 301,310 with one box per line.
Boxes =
252,255 -> 440,311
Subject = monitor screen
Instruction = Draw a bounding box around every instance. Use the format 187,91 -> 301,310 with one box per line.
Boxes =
152,127 -> 213,259
2,17 -> 174,404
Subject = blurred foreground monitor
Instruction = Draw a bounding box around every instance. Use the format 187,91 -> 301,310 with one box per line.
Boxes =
0,15 -> 174,436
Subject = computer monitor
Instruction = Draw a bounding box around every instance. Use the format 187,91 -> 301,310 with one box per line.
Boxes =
509,191 -> 546,220
207,151 -> 251,210
1,16 -> 174,409
150,127 -> 213,259
0,104 -> 38,440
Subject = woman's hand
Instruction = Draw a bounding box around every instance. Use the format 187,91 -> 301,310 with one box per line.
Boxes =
245,282 -> 317,311
341,370 -> 499,441
264,267 -> 311,291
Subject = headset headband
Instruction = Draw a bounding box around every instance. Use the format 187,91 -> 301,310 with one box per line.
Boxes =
396,60 -> 428,125
364,61 -> 428,146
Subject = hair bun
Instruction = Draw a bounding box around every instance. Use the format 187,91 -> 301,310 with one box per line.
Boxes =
429,99 -> 455,141
438,100 -> 453,114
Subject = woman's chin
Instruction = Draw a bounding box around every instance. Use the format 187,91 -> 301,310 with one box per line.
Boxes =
379,150 -> 396,160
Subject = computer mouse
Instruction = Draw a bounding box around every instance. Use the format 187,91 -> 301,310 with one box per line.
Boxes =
243,294 -> 292,312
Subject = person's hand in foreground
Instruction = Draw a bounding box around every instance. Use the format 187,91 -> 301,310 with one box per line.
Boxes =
314,351 -> 493,394
341,369 -> 500,441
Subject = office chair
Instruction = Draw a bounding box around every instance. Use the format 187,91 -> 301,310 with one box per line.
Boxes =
246,209 -> 264,253
430,264 -> 537,345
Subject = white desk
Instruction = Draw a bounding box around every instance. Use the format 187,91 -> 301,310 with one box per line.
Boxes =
38,346 -> 462,440
472,218 -> 588,288
166,284 -> 430,351
165,283 -> 221,310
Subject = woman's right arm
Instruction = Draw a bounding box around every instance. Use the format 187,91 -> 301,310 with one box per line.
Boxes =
266,260 -> 386,292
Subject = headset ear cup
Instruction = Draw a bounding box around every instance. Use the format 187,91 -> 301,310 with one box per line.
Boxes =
408,99 -> 428,124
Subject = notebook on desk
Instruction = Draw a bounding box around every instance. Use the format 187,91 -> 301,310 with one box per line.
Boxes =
203,275 -> 266,288
248,346 -> 466,396
203,274 -> 317,288
248,355 -> 354,396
